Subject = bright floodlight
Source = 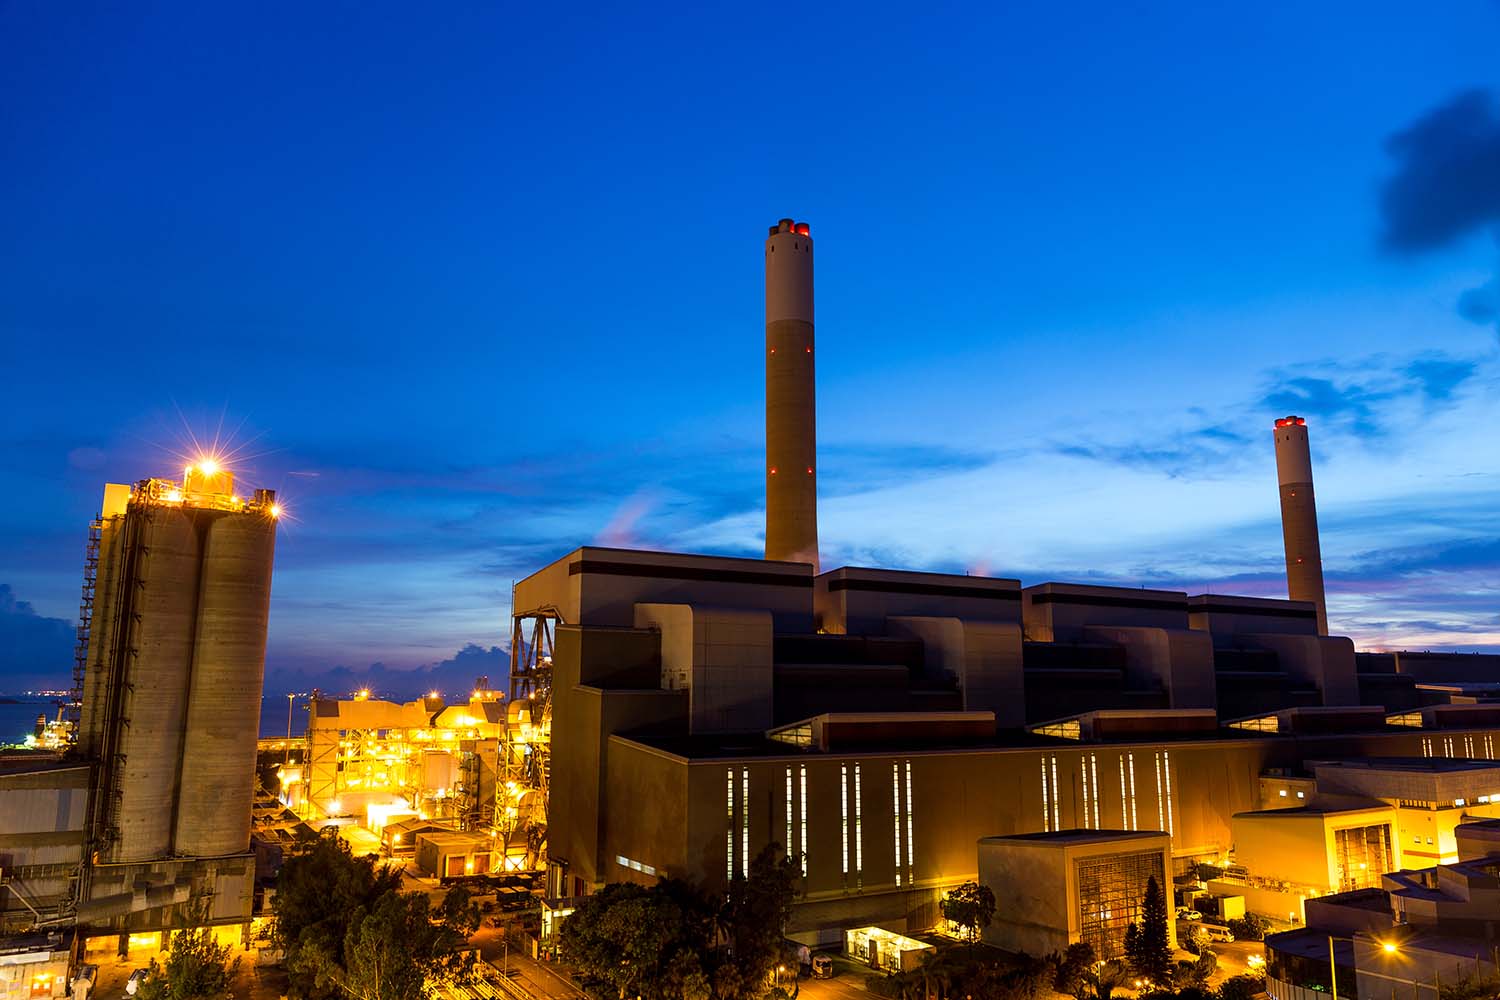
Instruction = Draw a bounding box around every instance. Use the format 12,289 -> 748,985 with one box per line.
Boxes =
197,458 -> 221,476
1382,942 -> 1398,954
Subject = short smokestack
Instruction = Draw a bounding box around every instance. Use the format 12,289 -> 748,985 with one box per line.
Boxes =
764,217 -> 819,569
1273,415 -> 1328,634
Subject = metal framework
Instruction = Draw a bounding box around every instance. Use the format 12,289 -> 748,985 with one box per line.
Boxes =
502,606 -> 557,868
68,519 -> 102,733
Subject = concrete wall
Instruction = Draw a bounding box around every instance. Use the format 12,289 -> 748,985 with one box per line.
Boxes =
1083,626 -> 1216,710
978,840 -> 1071,955
886,617 -> 1025,728
634,604 -> 775,733
816,568 -> 1021,636
979,834 -> 1172,957
1242,635 -> 1359,706
1188,595 -> 1319,646
1023,584 -> 1189,642
516,547 -> 814,632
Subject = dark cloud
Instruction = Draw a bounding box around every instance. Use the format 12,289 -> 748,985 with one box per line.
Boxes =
1380,89 -> 1500,252
1380,89 -> 1500,339
1458,275 -> 1500,331
0,584 -> 74,690
1403,356 -> 1478,401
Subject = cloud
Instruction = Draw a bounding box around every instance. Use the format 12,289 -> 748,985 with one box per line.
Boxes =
1402,356 -> 1478,402
1380,89 -> 1500,252
1458,274 -> 1500,332
264,643 -> 509,700
1380,89 -> 1500,339
0,584 -> 74,690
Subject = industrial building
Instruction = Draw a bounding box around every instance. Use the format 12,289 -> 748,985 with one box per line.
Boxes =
1264,817 -> 1500,1000
0,462 -> 277,946
501,219 -> 1500,956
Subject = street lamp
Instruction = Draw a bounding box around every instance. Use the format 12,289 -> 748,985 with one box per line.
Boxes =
1329,934 -> 1400,1000
285,693 -> 295,765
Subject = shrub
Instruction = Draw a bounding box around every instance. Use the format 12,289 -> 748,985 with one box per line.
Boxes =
1226,914 -> 1271,941
1219,974 -> 1267,1000
1183,925 -> 1211,956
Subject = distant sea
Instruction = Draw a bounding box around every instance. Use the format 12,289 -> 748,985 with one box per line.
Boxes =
0,695 -> 323,744
0,697 -> 54,746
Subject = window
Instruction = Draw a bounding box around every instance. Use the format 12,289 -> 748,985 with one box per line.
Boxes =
726,768 -> 735,880
800,765 -> 808,873
1076,850 -> 1166,955
841,764 -> 850,888
904,760 -> 914,879
741,767 -> 750,877
1279,789 -> 1288,797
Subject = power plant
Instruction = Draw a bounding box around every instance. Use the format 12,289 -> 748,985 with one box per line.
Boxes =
1274,415 -> 1329,635
4,215 -> 1498,991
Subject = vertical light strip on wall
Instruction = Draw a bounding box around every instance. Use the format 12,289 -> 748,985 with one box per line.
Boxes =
892,762 -> 903,886
1090,754 -> 1101,828
799,765 -> 808,874
726,767 -> 735,880
1127,753 -> 1138,830
785,766 -> 793,860
904,760 -> 914,881
1041,757 -> 1052,832
853,762 -> 864,889
840,763 -> 849,888
1050,756 -> 1061,831
1086,758 -> 1098,827
1119,757 -> 1129,829
1154,753 -> 1166,833
1163,750 -> 1175,836
741,766 -> 750,877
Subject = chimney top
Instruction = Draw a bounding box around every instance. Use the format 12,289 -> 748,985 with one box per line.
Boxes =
1274,416 -> 1307,428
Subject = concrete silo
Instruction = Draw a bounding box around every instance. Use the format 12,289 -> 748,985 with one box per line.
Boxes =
77,463 -> 279,864
174,503 -> 277,856
107,504 -> 202,862
765,217 -> 819,570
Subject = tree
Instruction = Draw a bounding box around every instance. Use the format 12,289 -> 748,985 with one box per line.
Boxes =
1171,952 -> 1217,990
1182,925 -> 1211,956
341,887 -> 479,1000
274,830 -> 403,1000
1084,959 -> 1130,1000
941,881 -> 997,952
1125,876 -> 1172,985
1053,942 -> 1098,1000
1226,913 -> 1270,941
272,830 -> 477,1000
718,844 -> 802,999
137,900 -> 240,1000
558,881 -> 714,1000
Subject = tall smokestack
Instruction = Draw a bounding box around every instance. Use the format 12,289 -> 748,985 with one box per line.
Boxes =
1273,415 -> 1328,634
765,217 -> 819,569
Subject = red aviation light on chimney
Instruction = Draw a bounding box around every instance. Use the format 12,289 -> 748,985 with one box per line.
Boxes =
1275,415 -> 1308,428
794,222 -> 810,236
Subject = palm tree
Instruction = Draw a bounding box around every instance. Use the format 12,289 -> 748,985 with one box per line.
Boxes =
1087,959 -> 1130,1000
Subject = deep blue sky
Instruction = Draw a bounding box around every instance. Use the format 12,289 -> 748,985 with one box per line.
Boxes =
4,3 -> 1499,689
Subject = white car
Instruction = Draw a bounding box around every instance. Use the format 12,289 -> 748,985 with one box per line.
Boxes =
1176,908 -> 1203,921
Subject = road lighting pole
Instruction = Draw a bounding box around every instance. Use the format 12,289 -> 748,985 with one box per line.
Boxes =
285,692 -> 295,765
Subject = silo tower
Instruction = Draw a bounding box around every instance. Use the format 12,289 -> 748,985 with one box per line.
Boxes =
765,217 -> 819,570
76,459 -> 279,862
1273,416 -> 1328,635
